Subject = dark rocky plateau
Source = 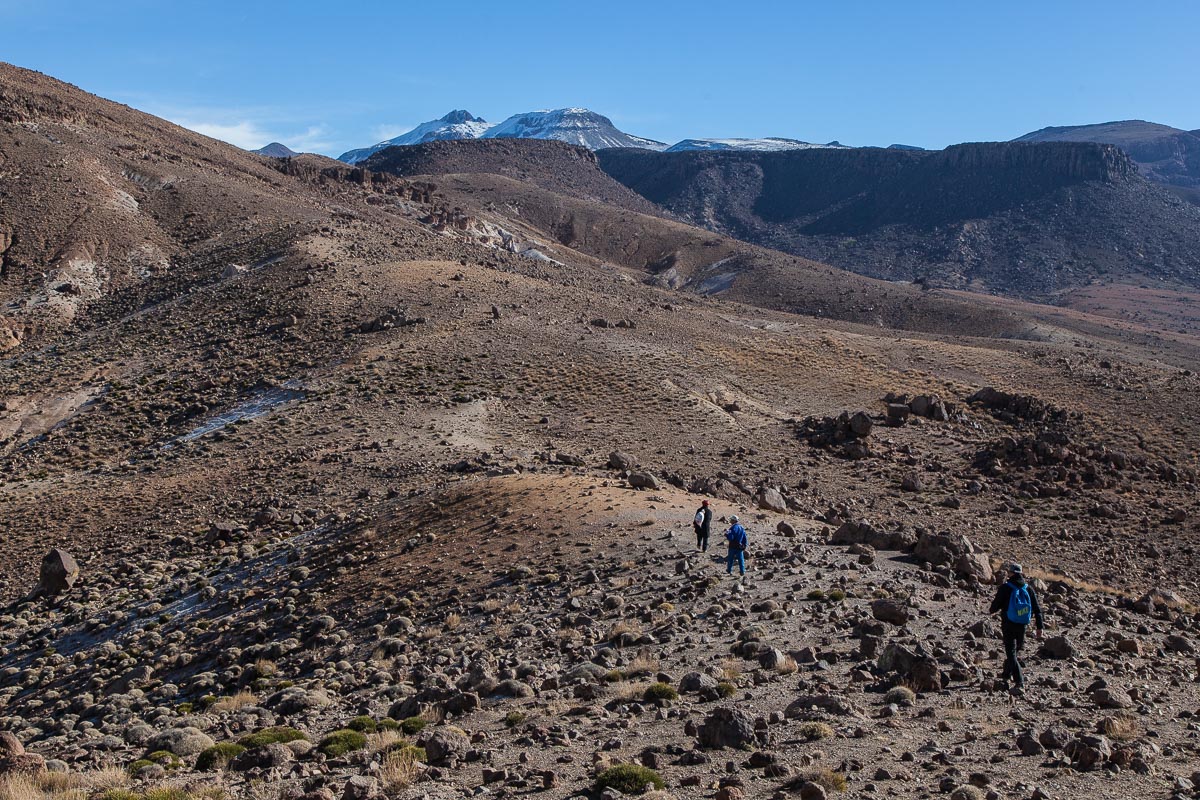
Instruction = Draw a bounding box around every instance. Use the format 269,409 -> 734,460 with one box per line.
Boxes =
598,143 -> 1200,299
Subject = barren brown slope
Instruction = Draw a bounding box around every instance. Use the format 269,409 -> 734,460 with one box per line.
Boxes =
0,62 -> 352,352
1,62 -> 1200,800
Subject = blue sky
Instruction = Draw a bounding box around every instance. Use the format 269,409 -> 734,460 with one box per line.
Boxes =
2,0 -> 1198,156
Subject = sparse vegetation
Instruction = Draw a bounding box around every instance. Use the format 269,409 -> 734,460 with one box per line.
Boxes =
209,691 -> 258,713
380,745 -> 425,793
642,682 -> 679,702
715,682 -> 737,698
794,767 -> 848,793
885,686 -> 916,706
318,729 -> 368,757
196,743 -> 246,771
238,727 -> 309,749
347,715 -> 378,732
400,716 -> 427,735
595,764 -> 665,795
796,722 -> 834,741
1101,714 -> 1142,742
504,711 -> 527,728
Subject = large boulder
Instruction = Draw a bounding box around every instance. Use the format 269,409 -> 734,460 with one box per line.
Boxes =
267,686 -> 332,715
424,728 -> 470,766
697,708 -> 757,750
830,520 -> 914,552
870,598 -> 910,626
607,451 -> 636,471
0,733 -> 23,757
33,548 -> 79,597
628,472 -> 661,490
146,727 -> 214,757
784,694 -> 858,718
954,552 -> 994,584
1065,735 -> 1112,771
757,487 -> 787,513
0,753 -> 46,778
876,642 -> 941,692
1039,635 -> 1076,660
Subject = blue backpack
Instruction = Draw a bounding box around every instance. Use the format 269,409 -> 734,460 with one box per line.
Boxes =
1006,582 -> 1032,625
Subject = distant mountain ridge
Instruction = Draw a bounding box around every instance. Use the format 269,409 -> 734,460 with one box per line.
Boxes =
1015,120 -> 1200,204
253,142 -> 299,158
481,108 -> 665,151
599,141 -> 1200,298
338,110 -> 493,164
665,138 -> 846,153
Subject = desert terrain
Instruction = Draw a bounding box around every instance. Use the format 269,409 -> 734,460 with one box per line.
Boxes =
1,63 -> 1199,800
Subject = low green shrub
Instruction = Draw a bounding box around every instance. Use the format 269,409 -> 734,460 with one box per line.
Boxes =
643,683 -> 679,702
504,711 -> 527,728
238,726 -> 310,749
318,729 -> 367,757
595,764 -> 665,795
715,682 -> 737,698
347,716 -> 377,732
400,717 -> 426,735
196,742 -> 246,771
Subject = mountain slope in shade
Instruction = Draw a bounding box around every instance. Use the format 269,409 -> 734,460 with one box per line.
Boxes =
482,108 -> 665,151
1015,120 -> 1200,203
253,142 -> 298,158
665,137 -> 846,153
338,110 -> 492,163
599,142 -> 1200,298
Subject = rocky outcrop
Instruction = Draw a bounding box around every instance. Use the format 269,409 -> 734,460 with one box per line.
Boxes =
599,141 -> 1200,298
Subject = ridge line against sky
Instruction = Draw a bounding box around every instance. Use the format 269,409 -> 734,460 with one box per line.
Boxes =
1,0 -> 1198,156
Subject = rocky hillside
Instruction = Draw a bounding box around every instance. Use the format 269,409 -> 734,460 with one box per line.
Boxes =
3,61 -> 1200,800
1015,120 -> 1200,204
598,142 -> 1200,299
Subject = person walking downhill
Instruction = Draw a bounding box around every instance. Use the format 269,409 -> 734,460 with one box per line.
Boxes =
693,500 -> 713,552
989,562 -> 1044,695
725,515 -> 748,576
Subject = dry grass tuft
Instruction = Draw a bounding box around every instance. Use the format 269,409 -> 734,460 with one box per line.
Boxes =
380,747 -> 423,793
0,777 -> 42,800
615,681 -> 652,702
626,652 -> 660,676
86,767 -> 131,792
210,691 -> 259,713
366,729 -> 409,754
719,658 -> 742,681
774,655 -> 798,675
607,620 -> 643,640
1100,714 -> 1141,742
444,612 -> 462,630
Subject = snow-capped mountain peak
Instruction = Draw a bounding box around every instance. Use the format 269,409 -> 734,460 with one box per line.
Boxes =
338,110 -> 494,164
481,108 -> 666,151
664,137 -> 849,153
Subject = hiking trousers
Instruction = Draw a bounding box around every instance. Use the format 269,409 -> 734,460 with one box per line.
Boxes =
696,527 -> 709,551
1001,620 -> 1027,687
726,548 -> 745,575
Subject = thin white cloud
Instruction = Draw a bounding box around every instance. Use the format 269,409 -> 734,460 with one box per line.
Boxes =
369,123 -> 414,144
175,118 -> 274,149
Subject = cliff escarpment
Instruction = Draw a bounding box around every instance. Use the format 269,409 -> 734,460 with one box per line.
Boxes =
599,142 -> 1200,297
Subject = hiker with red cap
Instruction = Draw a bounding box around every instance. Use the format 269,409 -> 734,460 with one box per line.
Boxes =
692,499 -> 713,551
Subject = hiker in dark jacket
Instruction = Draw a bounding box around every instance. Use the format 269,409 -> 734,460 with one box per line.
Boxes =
989,563 -> 1044,693
693,500 -> 713,551
725,516 -> 748,576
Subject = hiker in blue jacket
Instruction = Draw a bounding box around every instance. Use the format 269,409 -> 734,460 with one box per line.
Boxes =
988,563 -> 1044,694
724,516 -> 748,576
